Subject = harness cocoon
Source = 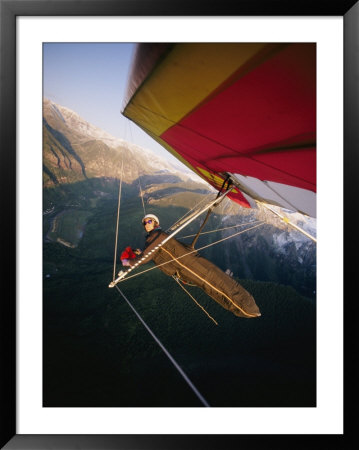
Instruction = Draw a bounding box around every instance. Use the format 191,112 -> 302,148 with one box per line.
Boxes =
130,228 -> 261,318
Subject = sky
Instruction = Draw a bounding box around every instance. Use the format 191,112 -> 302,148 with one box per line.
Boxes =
43,43 -> 177,162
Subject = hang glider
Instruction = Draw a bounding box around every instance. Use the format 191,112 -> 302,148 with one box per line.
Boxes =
122,43 -> 316,218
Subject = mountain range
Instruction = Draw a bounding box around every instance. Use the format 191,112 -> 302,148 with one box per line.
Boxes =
43,98 -> 203,187
43,98 -> 316,298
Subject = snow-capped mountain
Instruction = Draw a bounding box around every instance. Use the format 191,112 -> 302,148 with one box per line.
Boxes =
44,100 -> 126,148
43,98 -> 205,185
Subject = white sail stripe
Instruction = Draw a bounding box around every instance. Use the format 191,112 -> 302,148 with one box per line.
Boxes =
230,172 -> 316,218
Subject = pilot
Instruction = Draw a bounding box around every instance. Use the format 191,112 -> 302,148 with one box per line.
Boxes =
120,214 -> 261,319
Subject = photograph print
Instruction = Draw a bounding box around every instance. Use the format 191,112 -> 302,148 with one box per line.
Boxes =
43,42 -> 317,408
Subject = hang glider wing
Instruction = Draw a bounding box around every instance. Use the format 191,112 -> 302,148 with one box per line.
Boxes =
122,43 -> 316,217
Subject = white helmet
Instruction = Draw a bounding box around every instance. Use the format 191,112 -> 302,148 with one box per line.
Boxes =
142,214 -> 160,225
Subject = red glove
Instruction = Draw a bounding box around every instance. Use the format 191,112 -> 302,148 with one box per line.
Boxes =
120,246 -> 137,261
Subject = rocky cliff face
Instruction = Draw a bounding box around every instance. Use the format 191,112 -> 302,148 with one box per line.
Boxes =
43,98 -> 199,187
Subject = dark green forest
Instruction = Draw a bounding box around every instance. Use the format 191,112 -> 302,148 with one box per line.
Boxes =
43,178 -> 316,407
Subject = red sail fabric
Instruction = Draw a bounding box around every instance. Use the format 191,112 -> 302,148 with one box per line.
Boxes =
123,43 -> 316,216
160,44 -> 316,192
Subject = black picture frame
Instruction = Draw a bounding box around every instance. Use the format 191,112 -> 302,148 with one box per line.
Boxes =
1,1 -> 357,448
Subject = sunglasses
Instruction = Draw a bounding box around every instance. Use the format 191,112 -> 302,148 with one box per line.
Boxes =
143,219 -> 154,225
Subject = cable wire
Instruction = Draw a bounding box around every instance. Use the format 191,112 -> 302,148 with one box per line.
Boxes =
114,285 -> 210,407
172,276 -> 218,326
112,159 -> 124,281
177,220 -> 262,240
117,221 -> 266,284
138,175 -> 146,217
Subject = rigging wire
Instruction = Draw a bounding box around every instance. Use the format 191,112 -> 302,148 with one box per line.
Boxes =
110,127 -> 210,407
172,276 -> 218,326
110,187 -> 234,287
112,158 -> 124,281
109,124 -> 262,405
257,201 -> 317,243
166,192 -> 216,233
116,221 -> 266,284
177,220 -> 262,240
114,285 -> 210,407
128,119 -> 147,217
138,175 -> 146,217
189,175 -> 231,249
167,176 -> 230,235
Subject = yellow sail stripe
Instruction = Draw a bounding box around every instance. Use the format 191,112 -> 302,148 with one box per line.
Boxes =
160,247 -> 258,318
